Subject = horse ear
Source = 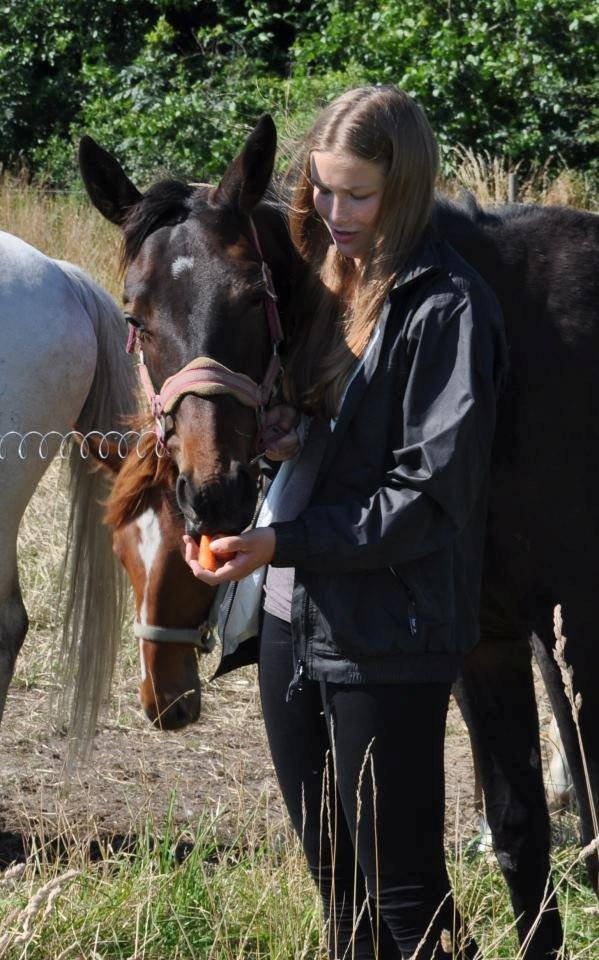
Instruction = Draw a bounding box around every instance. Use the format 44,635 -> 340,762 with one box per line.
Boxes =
214,114 -> 277,214
79,136 -> 143,226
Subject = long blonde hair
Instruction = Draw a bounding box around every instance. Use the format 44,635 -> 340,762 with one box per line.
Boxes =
284,85 -> 439,417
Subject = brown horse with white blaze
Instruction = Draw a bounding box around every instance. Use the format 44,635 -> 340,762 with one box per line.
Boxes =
89,430 -> 215,728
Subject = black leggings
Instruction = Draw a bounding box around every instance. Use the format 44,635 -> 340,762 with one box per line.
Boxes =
259,612 -> 478,960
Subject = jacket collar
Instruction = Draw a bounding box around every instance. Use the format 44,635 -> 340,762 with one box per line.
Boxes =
390,231 -> 443,294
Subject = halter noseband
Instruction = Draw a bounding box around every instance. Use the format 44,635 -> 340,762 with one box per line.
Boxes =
126,218 -> 284,454
133,621 -> 214,651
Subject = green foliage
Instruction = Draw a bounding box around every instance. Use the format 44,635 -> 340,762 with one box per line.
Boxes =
0,0 -> 597,187
295,0 -> 599,169
69,21 -> 280,183
0,1 -> 157,162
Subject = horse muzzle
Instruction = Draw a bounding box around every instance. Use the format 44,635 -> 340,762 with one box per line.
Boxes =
176,462 -> 257,536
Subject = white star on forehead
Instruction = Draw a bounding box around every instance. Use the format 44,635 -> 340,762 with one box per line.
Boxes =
171,255 -> 195,279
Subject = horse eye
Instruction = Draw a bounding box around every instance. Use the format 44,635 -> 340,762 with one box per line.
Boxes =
124,312 -> 141,328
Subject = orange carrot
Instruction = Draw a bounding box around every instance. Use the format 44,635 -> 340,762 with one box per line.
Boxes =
199,534 -> 236,571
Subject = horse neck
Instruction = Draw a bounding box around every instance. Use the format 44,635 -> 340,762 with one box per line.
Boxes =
433,195 -> 512,291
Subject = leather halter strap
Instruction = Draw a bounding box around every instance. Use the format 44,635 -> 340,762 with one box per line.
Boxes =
134,620 -> 214,651
127,217 -> 284,452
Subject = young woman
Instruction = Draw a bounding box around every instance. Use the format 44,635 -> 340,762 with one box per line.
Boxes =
184,86 -> 507,959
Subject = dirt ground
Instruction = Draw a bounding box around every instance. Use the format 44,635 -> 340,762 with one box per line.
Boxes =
0,630 -> 558,868
0,463 -> 560,867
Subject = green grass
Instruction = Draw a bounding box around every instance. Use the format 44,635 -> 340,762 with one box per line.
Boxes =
1,797 -> 597,960
0,800 -> 322,959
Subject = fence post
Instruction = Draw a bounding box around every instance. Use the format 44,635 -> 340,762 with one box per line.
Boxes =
508,172 -> 518,203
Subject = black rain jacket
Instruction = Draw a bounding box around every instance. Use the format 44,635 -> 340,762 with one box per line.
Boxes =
215,235 -> 507,686
269,235 -> 507,688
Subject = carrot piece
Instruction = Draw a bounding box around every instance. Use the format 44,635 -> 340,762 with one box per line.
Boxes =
199,534 -> 236,570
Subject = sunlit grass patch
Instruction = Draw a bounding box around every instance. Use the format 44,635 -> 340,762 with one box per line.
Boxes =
1,804 -> 597,959
0,798 -> 322,960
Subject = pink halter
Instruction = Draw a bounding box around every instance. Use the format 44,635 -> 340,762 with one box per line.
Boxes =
127,219 -> 284,454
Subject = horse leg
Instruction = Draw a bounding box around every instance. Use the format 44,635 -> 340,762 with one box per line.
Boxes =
543,714 -> 574,814
0,446 -> 61,727
470,735 -> 494,853
455,633 -> 564,959
0,562 -> 28,724
532,609 -> 599,896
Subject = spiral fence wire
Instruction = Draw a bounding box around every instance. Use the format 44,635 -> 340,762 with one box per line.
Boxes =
0,430 -> 166,462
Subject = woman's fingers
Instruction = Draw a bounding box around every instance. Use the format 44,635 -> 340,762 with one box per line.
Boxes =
183,535 -> 230,584
182,529 -> 275,583
183,534 -> 199,565
210,535 -> 245,554
265,429 -> 300,461
261,404 -> 301,461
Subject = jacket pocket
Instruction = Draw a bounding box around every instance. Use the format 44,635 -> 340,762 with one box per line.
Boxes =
389,559 -> 457,653
394,552 -> 456,626
306,567 -> 422,660
389,566 -> 419,642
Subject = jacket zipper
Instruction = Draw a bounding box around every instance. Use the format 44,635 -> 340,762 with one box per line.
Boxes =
390,566 -> 418,639
286,591 -> 311,701
408,597 -> 418,639
286,659 -> 306,702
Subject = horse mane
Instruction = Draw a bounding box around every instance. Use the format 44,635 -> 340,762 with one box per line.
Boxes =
105,413 -> 177,528
121,180 -> 196,269
121,179 -> 286,269
434,192 -> 508,228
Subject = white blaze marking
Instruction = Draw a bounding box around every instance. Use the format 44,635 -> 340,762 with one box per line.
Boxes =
171,255 -> 194,279
135,508 -> 162,682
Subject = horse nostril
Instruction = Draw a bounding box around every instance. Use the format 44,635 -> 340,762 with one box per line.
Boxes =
176,472 -> 189,512
176,473 -> 208,530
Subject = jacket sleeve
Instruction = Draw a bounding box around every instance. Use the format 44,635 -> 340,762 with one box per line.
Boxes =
270,288 -> 505,573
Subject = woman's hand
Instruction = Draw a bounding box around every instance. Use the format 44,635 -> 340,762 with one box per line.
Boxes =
183,528 -> 276,585
262,404 -> 301,461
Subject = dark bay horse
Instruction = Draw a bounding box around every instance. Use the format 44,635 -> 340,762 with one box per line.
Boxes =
79,119 -> 599,959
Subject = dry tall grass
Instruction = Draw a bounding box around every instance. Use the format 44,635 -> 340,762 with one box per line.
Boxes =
441,147 -> 597,211
0,174 -> 120,297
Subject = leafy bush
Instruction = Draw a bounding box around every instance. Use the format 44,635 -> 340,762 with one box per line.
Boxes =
295,1 -> 599,172
0,1 -> 156,163
1,1 -> 597,187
